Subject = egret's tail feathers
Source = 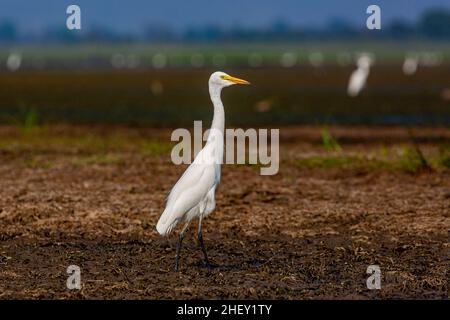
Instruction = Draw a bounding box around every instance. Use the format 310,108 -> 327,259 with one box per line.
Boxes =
156,208 -> 177,236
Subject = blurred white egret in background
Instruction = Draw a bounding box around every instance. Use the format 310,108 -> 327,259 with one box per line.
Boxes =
347,53 -> 373,97
308,51 -> 324,67
111,53 -> 125,69
156,71 -> 250,271
403,54 -> 419,75
6,52 -> 22,71
152,53 -> 167,69
126,54 -> 140,69
421,52 -> 443,67
280,52 -> 297,68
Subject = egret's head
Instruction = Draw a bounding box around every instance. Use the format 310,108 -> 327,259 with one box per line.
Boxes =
357,54 -> 373,69
209,71 -> 250,89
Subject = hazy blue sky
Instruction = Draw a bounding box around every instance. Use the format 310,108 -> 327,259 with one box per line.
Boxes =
1,0 -> 449,33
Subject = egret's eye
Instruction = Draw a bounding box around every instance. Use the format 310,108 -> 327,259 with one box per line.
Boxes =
220,75 -> 226,79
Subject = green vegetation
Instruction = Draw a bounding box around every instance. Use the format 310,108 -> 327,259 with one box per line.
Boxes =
139,141 -> 173,156
22,108 -> 39,133
0,68 -> 449,127
438,144 -> 450,168
294,155 -> 386,171
321,128 -> 341,151
293,145 -> 449,172
1,125 -> 449,172
398,147 -> 430,173
0,129 -> 172,155
23,156 -> 52,169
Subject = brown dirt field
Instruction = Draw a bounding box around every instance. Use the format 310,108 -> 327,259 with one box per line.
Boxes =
0,125 -> 449,299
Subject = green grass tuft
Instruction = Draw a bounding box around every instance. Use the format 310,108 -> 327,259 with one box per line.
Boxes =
23,156 -> 52,169
321,128 -> 341,152
139,141 -> 173,156
398,147 -> 430,173
294,155 -> 387,170
22,109 -> 39,133
438,144 -> 450,168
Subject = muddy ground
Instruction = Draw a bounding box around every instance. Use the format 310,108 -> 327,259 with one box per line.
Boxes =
0,125 -> 448,299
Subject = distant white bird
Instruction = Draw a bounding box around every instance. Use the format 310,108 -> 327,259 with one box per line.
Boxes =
156,71 -> 250,271
403,55 -> 419,76
6,52 -> 22,72
347,54 -> 373,97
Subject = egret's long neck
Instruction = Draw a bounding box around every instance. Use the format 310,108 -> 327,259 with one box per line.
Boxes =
205,84 -> 225,166
209,84 -> 225,137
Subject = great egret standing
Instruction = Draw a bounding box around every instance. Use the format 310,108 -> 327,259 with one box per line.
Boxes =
347,54 -> 373,97
156,71 -> 250,271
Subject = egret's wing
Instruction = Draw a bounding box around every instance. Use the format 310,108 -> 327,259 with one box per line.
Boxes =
348,69 -> 366,96
166,141 -> 221,200
167,161 -> 209,205
156,163 -> 216,235
167,164 -> 215,217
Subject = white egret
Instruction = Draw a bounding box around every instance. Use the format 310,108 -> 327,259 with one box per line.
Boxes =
308,51 -> 324,68
347,54 -> 373,97
156,71 -> 250,271
6,52 -> 22,72
403,54 -> 419,76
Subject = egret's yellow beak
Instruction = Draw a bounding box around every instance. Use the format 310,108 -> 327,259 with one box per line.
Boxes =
222,75 -> 250,85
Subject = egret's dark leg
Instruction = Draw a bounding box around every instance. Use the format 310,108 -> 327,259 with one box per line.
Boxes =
174,222 -> 190,271
197,216 -> 211,268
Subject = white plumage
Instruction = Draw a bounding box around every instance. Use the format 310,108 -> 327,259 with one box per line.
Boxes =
347,54 -> 373,97
156,150 -> 219,236
156,71 -> 249,270
403,55 -> 419,76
